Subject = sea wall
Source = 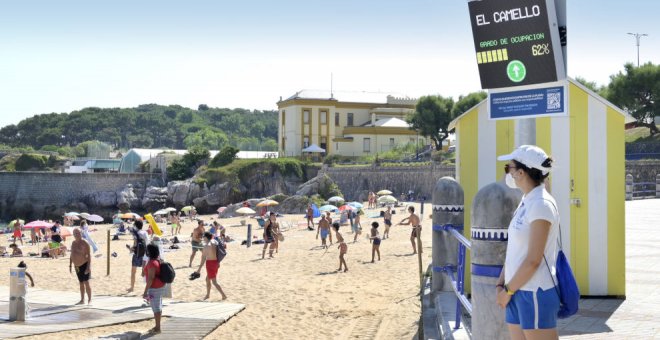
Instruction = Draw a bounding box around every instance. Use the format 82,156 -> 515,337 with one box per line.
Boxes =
0,172 -> 162,220
324,164 -> 456,201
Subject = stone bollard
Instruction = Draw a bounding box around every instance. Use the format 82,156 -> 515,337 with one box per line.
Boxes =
471,181 -> 521,340
625,174 -> 633,201
431,177 -> 463,292
656,174 -> 660,198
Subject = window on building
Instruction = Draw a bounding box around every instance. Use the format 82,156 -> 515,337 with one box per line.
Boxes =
363,138 -> 371,153
320,137 -> 327,151
282,110 -> 286,126
390,138 -> 395,147
335,112 -> 340,126
335,142 -> 339,150
304,110 -> 310,124
320,111 -> 327,124
347,113 -> 354,126
281,137 -> 286,150
303,136 -> 310,148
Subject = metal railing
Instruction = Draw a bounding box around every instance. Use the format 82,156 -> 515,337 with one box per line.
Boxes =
433,224 -> 472,329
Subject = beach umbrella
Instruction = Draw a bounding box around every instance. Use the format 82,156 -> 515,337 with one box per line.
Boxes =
24,220 -> 54,229
377,195 -> 398,204
256,199 -> 279,207
377,190 -> 392,196
87,214 -> 104,222
310,204 -> 321,218
64,212 -> 80,217
338,204 -> 356,212
79,213 -> 91,219
319,205 -> 339,212
348,202 -> 363,209
181,205 -> 195,213
8,219 -> 25,228
153,210 -> 168,215
120,212 -> 141,219
327,196 -> 344,203
164,207 -> 177,212
236,207 -> 256,215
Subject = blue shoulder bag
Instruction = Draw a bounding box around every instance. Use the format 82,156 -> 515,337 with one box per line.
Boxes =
544,222 -> 580,318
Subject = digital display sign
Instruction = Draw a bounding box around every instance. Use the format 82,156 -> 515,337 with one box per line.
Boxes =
468,0 -> 565,89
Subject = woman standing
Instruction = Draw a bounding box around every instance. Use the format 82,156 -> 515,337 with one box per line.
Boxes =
262,212 -> 276,259
495,145 -> 560,340
143,244 -> 165,334
80,220 -> 99,253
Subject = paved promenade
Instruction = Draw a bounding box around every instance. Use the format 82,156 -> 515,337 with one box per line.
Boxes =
558,199 -> 660,339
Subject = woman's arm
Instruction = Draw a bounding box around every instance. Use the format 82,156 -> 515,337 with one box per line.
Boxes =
505,219 -> 552,292
143,265 -> 155,297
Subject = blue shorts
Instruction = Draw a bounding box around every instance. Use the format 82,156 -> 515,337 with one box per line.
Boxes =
148,287 -> 164,313
320,229 -> 329,240
506,287 -> 560,330
131,254 -> 143,267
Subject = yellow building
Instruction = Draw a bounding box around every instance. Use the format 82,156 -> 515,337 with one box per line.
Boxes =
277,90 -> 427,157
449,78 -> 634,297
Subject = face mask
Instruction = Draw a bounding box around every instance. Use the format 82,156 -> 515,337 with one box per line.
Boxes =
505,173 -> 518,189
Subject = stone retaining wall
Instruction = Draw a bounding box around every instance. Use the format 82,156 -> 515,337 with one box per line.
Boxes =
0,172 -> 161,220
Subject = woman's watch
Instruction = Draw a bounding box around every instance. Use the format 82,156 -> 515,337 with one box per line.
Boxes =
503,284 -> 515,295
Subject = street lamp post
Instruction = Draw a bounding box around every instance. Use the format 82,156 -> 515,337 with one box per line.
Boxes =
627,32 -> 648,67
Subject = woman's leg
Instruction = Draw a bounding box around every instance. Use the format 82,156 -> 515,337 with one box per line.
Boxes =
523,328 -> 558,340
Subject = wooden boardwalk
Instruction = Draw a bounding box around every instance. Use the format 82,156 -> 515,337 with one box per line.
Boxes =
0,286 -> 245,339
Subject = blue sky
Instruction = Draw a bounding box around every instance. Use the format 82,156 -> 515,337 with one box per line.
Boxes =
1,0 -> 658,128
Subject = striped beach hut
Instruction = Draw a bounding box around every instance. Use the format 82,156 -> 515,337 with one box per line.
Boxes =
449,78 -> 633,297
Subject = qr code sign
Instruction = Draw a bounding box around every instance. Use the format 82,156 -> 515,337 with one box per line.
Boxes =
547,92 -> 561,110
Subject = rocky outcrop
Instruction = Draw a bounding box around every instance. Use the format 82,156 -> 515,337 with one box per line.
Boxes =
142,186 -> 168,212
295,174 -> 342,198
272,195 -> 311,214
117,184 -> 140,211
167,180 -> 204,208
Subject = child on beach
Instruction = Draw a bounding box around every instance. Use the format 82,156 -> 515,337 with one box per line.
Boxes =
369,222 -> 381,263
333,222 -> 348,272
17,261 -> 35,287
9,243 -> 23,257
383,206 -> 392,239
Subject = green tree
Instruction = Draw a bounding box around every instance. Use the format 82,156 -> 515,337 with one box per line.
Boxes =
451,91 -> 487,117
183,128 -> 228,150
575,76 -> 607,97
607,63 -> 660,135
407,95 -> 454,151
210,146 -> 240,167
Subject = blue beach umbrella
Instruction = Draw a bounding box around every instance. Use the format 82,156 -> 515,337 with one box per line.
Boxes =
348,202 -> 363,209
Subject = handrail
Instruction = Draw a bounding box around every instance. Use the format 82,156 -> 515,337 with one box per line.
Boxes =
435,224 -> 472,330
448,227 -> 471,249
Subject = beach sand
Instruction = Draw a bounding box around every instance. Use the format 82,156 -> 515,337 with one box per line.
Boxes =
1,203 -> 433,339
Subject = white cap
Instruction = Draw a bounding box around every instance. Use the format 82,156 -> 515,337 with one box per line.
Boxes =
497,145 -> 551,175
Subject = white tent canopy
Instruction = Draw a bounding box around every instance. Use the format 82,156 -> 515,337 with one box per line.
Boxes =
302,144 -> 325,153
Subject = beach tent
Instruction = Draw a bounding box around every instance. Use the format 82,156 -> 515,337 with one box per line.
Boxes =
310,204 -> 321,218
302,144 -> 325,153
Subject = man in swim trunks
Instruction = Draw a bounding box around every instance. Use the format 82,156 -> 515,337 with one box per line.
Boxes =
306,205 -> 314,230
70,228 -> 92,304
383,206 -> 392,239
316,214 -> 330,249
399,206 -> 422,254
195,231 -> 227,300
189,219 -> 205,267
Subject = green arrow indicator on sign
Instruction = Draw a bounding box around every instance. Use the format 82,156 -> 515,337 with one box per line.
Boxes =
507,60 -> 526,82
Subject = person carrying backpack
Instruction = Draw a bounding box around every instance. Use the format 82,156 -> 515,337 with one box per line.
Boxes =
127,220 -> 148,293
495,145 -> 562,339
194,231 -> 227,300
143,244 -> 165,334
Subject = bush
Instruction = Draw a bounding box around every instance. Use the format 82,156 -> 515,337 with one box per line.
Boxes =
269,193 -> 289,203
210,146 -> 239,167
15,153 -> 48,171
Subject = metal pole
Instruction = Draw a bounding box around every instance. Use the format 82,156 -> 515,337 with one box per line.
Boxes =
106,229 -> 110,276
627,32 -> 648,67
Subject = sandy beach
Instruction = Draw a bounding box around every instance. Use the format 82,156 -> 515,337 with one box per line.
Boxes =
1,203 -> 433,339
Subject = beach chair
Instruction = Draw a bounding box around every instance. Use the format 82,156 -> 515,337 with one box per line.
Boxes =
256,217 -> 266,229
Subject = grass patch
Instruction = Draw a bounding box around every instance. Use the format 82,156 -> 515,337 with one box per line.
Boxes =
625,125 -> 660,143
200,158 -> 309,186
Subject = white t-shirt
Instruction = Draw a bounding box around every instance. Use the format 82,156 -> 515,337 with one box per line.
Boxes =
504,184 -> 560,291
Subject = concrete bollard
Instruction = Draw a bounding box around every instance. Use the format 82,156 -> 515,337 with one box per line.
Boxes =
656,174 -> 660,198
431,177 -> 463,292
625,174 -> 633,201
471,181 -> 521,340
9,267 -> 27,321
247,224 -> 252,248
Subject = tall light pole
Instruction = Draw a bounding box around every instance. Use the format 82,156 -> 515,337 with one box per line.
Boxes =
627,32 -> 648,67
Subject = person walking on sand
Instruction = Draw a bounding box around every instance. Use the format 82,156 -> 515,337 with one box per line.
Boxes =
352,209 -> 362,243
195,232 -> 228,300
143,244 -> 165,334
369,221 -> 381,263
70,228 -> 92,305
173,212 -> 182,235
399,206 -> 422,254
127,220 -> 148,293
333,222 -> 348,272
383,206 -> 392,239
266,213 -> 281,254
306,205 -> 314,230
262,213 -> 277,259
316,214 -> 330,249
189,219 -> 205,267
325,211 -> 333,245
12,220 -> 24,246
80,220 -> 99,253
